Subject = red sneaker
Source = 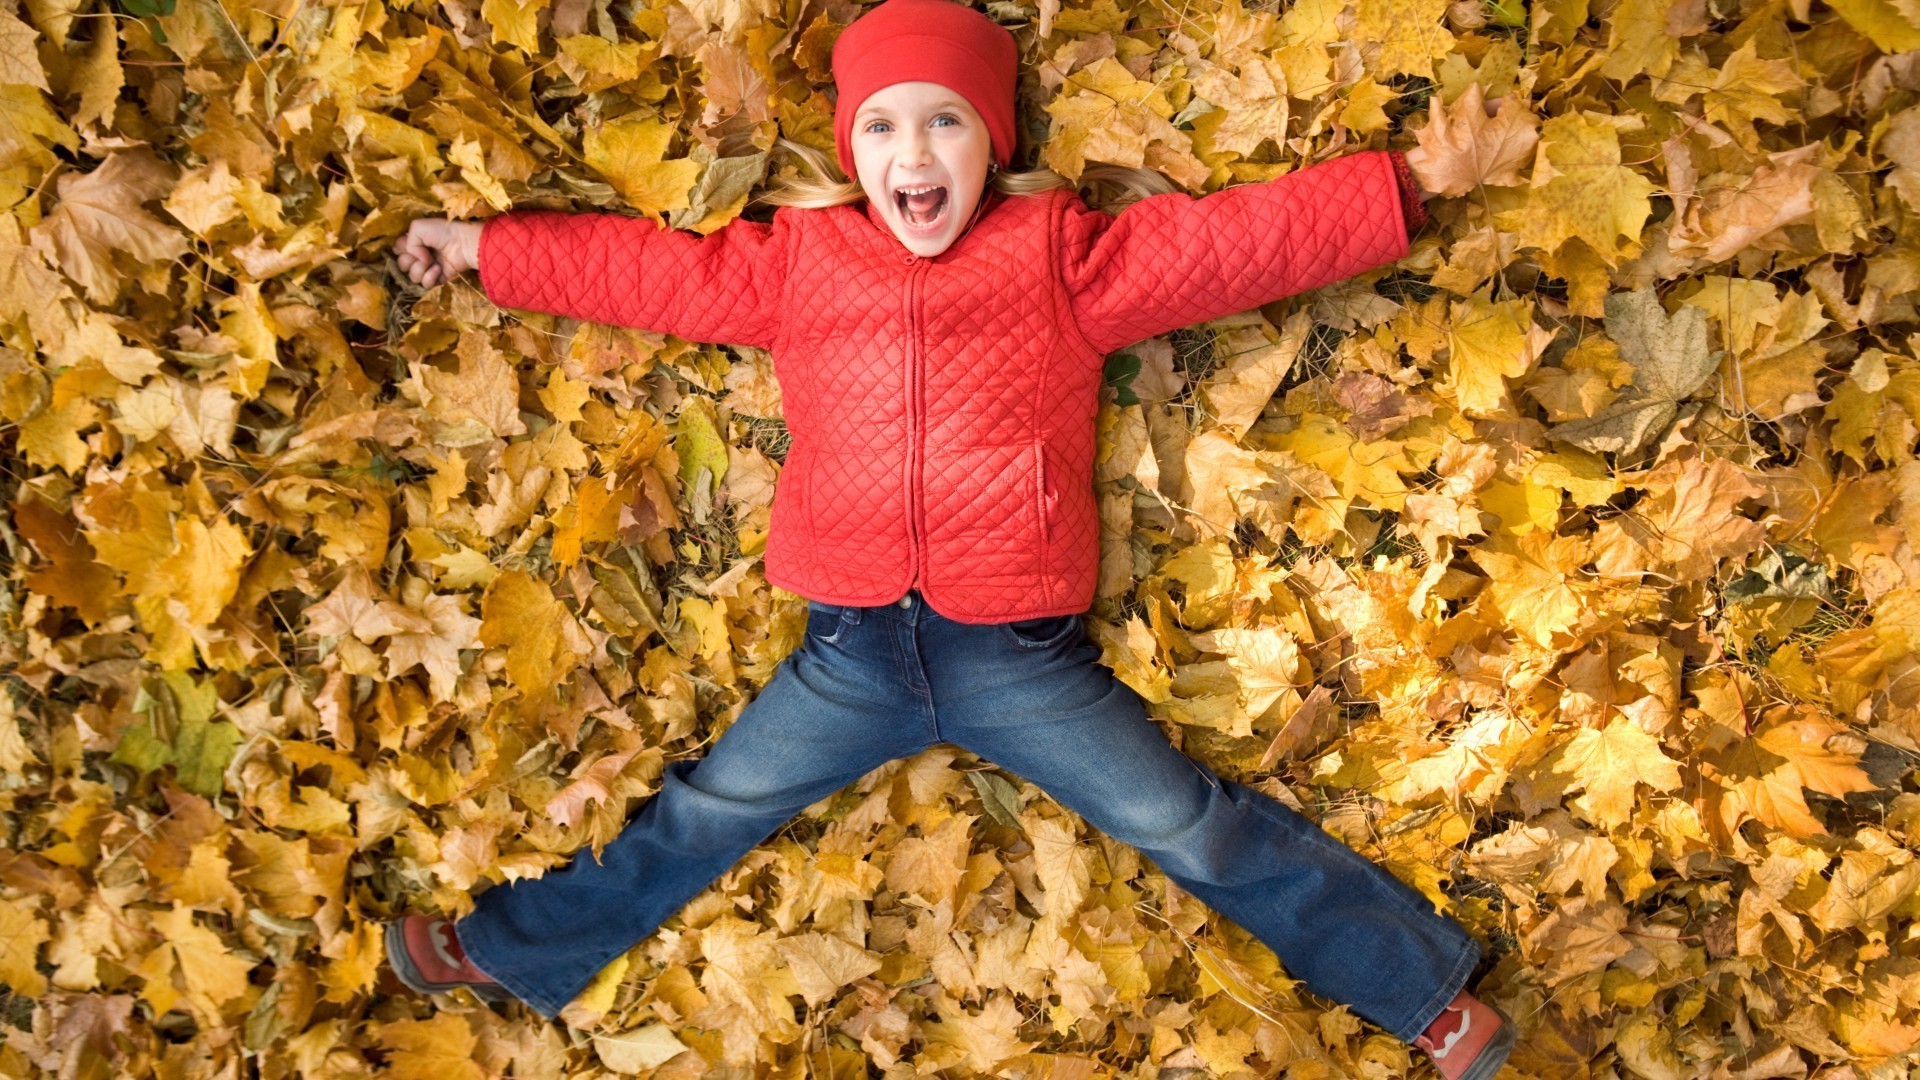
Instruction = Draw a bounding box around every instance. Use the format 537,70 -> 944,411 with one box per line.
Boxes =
1413,988 -> 1514,1080
384,915 -> 513,1003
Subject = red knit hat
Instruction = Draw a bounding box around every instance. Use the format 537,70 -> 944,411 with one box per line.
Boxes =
830,0 -> 1018,179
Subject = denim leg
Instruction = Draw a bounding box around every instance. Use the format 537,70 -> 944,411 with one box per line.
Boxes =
931,616 -> 1480,1042
457,601 -> 935,1018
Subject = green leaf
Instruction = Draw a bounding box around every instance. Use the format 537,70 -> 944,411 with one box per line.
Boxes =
172,713 -> 242,797
109,717 -> 173,775
109,672 -> 238,795
965,769 -> 1025,831
1104,352 -> 1141,407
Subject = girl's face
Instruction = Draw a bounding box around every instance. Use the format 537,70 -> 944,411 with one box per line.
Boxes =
851,81 -> 994,258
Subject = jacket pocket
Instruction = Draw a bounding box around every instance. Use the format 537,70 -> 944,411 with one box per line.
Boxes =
787,441 -> 811,547
1032,441 -> 1052,544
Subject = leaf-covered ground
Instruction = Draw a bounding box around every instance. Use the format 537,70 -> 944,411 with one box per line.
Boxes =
2,0 -> 1918,1075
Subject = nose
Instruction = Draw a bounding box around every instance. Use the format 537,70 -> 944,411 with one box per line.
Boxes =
901,126 -> 933,166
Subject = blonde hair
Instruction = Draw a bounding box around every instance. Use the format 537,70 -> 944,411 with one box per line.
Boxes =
752,137 -> 1182,212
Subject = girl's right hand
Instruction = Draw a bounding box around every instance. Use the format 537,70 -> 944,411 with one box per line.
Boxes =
396,218 -> 485,289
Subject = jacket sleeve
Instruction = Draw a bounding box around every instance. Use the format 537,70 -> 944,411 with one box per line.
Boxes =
475,208 -> 794,350
1057,149 -> 1417,356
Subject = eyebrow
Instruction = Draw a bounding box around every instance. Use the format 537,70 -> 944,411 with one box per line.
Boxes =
857,100 -> 969,120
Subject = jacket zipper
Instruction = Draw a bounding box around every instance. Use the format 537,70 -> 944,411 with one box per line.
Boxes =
905,256 -> 929,588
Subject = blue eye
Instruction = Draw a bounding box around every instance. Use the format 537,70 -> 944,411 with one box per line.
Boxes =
865,115 -> 960,133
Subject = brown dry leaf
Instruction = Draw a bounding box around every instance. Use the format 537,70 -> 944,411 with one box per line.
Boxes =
1406,81 -> 1540,196
1549,286 -> 1720,455
28,149 -> 190,305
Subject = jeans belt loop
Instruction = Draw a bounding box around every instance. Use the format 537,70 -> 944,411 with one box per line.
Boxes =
844,606 -> 864,625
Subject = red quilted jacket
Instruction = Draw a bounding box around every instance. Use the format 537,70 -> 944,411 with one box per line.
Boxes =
477,149 -> 1427,623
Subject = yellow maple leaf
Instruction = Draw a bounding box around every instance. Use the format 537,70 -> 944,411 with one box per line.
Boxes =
1827,0 -> 1920,49
1272,413 -> 1415,512
1597,0 -> 1682,81
28,149 -> 189,306
1350,0 -> 1455,77
1545,717 -> 1684,830
1697,712 -> 1879,841
0,897 -> 50,997
583,115 -> 701,219
1493,111 -> 1655,267
1470,530 -> 1589,648
149,903 -> 255,1022
378,1014 -> 486,1080
1044,58 -> 1208,187
480,0 -> 540,53
1446,293 -> 1556,417
479,569 -> 589,697
150,515 -> 251,627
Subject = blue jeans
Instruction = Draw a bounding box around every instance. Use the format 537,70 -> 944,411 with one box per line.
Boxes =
457,590 -> 1480,1039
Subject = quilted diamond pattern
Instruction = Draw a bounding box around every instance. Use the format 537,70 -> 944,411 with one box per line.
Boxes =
478,207 -> 795,350
476,150 -> 1413,624
1057,150 -> 1410,356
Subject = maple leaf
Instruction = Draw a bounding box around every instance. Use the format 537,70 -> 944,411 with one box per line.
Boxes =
385,592 -> 484,702
582,115 -> 702,219
0,7 -> 49,92
1190,55 -> 1290,159
1522,895 -> 1635,985
0,897 -> 51,997
1470,530 -> 1589,648
147,904 -> 254,1022
1044,58 -> 1209,188
1492,111 -> 1655,267
27,149 -> 189,305
0,83 -> 79,174
1445,293 -> 1557,417
1697,712 -> 1880,841
378,1014 -> 486,1080
1668,143 -> 1822,263
1406,82 -> 1540,196
1542,717 -> 1684,831
921,991 -> 1039,1074
1199,315 -> 1305,441
1654,40 -> 1803,155
479,569 -> 590,697
1548,287 -> 1720,455
1186,625 -> 1305,720
544,742 -> 646,829
304,566 -> 432,643
13,497 -> 119,624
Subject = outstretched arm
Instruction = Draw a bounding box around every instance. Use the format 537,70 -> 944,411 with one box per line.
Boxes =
1058,149 -> 1426,357
476,209 -> 795,350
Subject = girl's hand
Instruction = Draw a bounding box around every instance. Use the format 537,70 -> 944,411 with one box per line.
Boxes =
396,218 -> 484,289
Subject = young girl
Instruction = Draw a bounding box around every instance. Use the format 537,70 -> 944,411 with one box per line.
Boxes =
389,1 -> 1513,1075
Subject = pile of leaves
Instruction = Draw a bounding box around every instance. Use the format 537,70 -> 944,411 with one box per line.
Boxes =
2,0 -> 1918,1072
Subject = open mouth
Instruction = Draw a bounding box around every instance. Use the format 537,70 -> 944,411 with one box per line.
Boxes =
893,184 -> 949,231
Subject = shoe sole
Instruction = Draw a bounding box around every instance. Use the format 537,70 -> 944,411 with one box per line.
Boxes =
384,920 -> 514,1004
1454,1004 -> 1517,1080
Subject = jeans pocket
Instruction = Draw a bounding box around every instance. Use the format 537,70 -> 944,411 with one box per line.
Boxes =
806,601 -> 850,645
997,613 -> 1083,650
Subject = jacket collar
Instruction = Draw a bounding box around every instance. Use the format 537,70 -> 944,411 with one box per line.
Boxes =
861,185 -> 1005,262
